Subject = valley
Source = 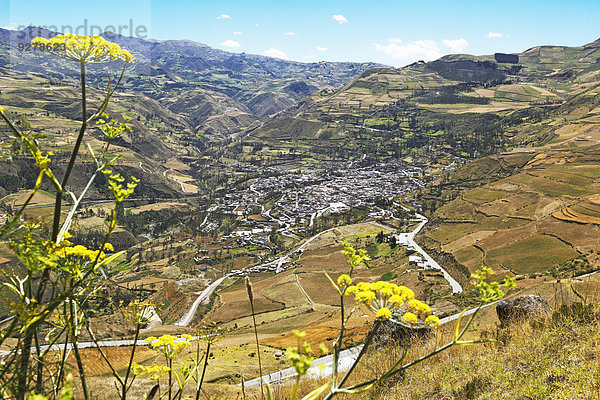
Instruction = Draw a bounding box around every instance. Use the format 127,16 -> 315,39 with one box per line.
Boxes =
2,24 -> 600,399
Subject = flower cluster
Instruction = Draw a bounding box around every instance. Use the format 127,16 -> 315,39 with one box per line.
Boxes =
344,278 -> 440,328
145,334 -> 193,360
31,34 -> 134,64
103,170 -> 139,203
33,150 -> 53,171
55,242 -> 113,262
121,299 -> 156,325
341,242 -> 371,274
39,239 -> 114,277
472,266 -> 516,303
131,363 -> 170,380
96,113 -> 132,140
285,330 -> 328,377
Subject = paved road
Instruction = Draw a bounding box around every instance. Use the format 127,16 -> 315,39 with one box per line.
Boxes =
175,276 -> 227,327
407,213 -> 463,294
0,338 -> 150,358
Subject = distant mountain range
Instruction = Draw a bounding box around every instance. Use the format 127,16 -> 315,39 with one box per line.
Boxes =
0,27 -> 382,142
228,36 -> 600,165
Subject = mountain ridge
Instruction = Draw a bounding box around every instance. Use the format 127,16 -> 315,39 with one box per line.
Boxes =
0,26 -> 383,142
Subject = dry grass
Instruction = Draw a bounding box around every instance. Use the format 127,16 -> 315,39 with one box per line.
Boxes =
266,284 -> 600,400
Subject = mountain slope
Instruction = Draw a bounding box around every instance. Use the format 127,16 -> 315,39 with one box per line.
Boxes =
0,27 -> 382,141
228,37 -> 600,168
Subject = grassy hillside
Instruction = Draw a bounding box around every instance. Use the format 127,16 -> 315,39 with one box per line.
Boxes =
422,83 -> 600,281
229,38 -> 600,169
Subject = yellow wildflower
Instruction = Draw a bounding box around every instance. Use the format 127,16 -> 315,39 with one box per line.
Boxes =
376,307 -> 392,320
147,334 -> 192,359
33,150 -> 53,170
285,346 -> 314,376
408,299 -> 431,317
337,274 -> 352,287
0,106 -> 4,113
379,285 -> 395,297
388,294 -> 404,305
345,285 -> 358,296
354,290 -> 376,304
425,315 -> 441,328
401,312 -> 418,325
303,342 -> 312,354
394,285 -> 415,300
132,363 -> 170,380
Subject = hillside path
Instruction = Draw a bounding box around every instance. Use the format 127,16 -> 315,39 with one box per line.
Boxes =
175,276 -> 226,326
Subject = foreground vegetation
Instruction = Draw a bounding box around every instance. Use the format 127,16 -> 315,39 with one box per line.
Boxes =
267,289 -> 600,400
355,302 -> 600,400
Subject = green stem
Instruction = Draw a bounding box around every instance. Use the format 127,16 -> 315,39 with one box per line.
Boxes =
342,341 -> 454,394
331,295 -> 345,390
69,300 -> 89,400
15,274 -> 35,399
33,329 -> 44,395
20,62 -> 89,398
339,321 -> 380,387
56,303 -> 70,393
122,322 -> 141,400
196,341 -> 211,400
51,60 -> 87,242
168,358 -> 173,400
323,320 -> 381,400
291,375 -> 300,400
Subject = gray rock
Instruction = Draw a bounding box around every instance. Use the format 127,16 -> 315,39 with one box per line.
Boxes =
496,295 -> 551,326
370,316 -> 433,348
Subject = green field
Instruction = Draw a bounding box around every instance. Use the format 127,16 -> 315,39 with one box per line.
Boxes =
486,235 -> 578,274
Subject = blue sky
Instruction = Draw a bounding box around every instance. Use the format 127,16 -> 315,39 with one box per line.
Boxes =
2,0 -> 600,67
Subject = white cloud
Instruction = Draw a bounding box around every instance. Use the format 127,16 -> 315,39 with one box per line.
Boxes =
317,46 -> 328,51
303,54 -> 316,59
233,31 -> 242,35
443,38 -> 468,52
374,38 -> 441,62
332,14 -> 349,24
285,31 -> 298,36
221,40 -> 241,48
1,22 -> 18,31
262,48 -> 288,60
217,14 -> 232,20
487,32 -> 503,38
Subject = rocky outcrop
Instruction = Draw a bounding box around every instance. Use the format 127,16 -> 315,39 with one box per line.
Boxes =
370,317 -> 433,348
496,295 -> 552,327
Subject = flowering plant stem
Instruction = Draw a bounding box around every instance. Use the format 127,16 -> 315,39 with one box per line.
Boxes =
122,322 -> 141,400
196,340 -> 211,400
50,60 -> 87,243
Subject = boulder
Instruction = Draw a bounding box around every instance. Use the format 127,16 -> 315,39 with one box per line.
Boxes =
496,295 -> 551,327
370,316 -> 433,348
